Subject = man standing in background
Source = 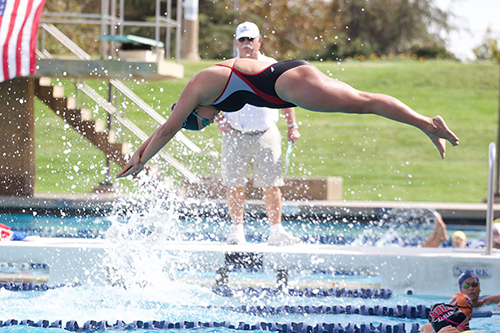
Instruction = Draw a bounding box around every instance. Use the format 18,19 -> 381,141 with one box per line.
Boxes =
216,22 -> 301,246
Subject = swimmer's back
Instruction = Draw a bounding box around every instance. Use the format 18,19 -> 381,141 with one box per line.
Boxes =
214,58 -> 273,74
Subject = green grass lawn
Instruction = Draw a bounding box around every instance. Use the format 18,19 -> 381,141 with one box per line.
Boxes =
34,59 -> 499,203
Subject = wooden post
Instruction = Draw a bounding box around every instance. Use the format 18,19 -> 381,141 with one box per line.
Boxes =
181,0 -> 200,61
0,78 -> 35,196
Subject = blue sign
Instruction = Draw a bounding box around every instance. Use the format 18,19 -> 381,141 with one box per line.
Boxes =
453,266 -> 492,279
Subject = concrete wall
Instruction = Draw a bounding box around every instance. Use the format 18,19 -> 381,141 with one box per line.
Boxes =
2,239 -> 499,297
182,175 -> 343,201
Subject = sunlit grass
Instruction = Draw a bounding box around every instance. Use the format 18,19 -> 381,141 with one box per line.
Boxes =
35,59 -> 499,203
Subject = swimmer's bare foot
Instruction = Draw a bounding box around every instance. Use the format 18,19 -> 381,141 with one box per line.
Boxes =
426,116 -> 460,159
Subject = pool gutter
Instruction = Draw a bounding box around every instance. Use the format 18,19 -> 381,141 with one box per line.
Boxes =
0,194 -> 497,225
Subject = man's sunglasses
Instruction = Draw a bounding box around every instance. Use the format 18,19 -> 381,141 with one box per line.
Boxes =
461,281 -> 479,289
493,230 -> 499,236
237,37 -> 255,42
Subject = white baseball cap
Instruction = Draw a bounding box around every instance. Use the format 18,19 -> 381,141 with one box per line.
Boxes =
493,222 -> 500,233
236,21 -> 260,40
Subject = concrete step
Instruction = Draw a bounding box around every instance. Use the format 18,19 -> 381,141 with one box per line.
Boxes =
182,175 -> 343,202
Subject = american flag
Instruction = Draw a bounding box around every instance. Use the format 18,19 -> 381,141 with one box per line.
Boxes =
0,0 -> 45,82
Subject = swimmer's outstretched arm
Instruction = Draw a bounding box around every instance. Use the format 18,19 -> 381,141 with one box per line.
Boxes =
117,89 -> 203,178
116,123 -> 179,179
116,113 -> 186,179
116,68 -> 225,178
479,294 -> 500,306
115,130 -> 155,178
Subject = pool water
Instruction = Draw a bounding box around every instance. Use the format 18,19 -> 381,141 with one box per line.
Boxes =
0,212 -> 487,248
0,279 -> 499,333
0,214 -> 110,239
1,206 -> 497,332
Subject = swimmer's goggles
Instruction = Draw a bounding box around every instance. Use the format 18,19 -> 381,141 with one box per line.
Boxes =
171,102 -> 210,131
461,281 -> 479,289
191,110 -> 211,127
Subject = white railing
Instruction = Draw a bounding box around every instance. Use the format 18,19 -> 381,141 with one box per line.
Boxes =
40,0 -> 182,61
37,19 -> 218,182
108,79 -> 217,160
40,23 -> 92,60
486,142 -> 496,255
77,82 -> 200,183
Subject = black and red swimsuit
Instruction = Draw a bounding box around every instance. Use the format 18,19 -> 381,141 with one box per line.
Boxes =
212,59 -> 311,112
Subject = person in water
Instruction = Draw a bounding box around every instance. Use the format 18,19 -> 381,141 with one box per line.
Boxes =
422,212 -> 474,248
458,271 -> 500,308
116,59 -> 460,179
420,293 -> 474,333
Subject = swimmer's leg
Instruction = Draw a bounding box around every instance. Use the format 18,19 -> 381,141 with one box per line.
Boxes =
276,66 -> 459,158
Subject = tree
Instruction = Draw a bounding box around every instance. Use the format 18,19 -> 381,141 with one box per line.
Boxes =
198,0 -> 455,60
326,0 -> 454,58
473,28 -> 500,63
198,0 -> 339,60
44,0 -> 456,60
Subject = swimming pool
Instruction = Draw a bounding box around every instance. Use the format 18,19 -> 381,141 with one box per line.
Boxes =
0,210 -> 487,247
1,273 -> 499,333
1,197 -> 499,333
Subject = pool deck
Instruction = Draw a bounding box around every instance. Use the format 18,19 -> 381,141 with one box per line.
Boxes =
1,237 -> 499,297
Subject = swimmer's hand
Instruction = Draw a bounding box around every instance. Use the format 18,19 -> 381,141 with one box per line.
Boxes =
116,155 -> 144,179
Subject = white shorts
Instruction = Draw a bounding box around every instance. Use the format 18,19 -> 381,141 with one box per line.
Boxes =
221,125 -> 284,188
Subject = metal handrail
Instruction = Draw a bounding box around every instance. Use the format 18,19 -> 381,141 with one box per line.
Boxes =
37,23 -> 213,182
40,0 -> 181,62
39,23 -> 211,157
40,23 -> 92,60
41,13 -> 178,28
35,49 -> 52,59
77,82 -> 200,183
40,18 -> 179,28
42,13 -> 109,19
485,142 -> 496,255
109,79 -> 218,158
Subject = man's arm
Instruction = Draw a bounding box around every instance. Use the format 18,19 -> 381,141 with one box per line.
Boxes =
280,107 -> 300,143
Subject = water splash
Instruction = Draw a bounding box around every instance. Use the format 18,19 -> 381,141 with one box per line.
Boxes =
351,208 -> 436,247
103,176 -> 191,289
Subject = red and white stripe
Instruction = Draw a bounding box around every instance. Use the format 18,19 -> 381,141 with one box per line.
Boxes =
0,0 -> 45,83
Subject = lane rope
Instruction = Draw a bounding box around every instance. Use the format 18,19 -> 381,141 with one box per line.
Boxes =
212,287 -> 393,299
0,319 -> 423,332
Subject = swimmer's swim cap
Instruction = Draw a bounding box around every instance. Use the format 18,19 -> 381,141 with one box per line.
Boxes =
171,102 -> 201,131
449,293 -> 473,318
428,303 -> 467,332
458,270 -> 479,286
452,230 -> 467,243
